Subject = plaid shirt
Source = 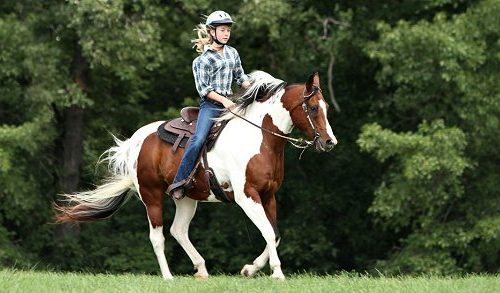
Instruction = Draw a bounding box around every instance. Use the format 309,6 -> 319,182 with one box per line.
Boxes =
192,45 -> 249,99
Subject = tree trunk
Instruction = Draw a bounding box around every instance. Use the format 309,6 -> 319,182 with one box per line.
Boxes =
60,105 -> 85,193
56,43 -> 88,238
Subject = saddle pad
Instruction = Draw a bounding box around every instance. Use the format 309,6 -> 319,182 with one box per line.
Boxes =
157,121 -> 190,148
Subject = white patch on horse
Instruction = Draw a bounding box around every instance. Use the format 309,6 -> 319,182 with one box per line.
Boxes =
268,88 -> 293,134
319,100 -> 337,145
170,198 -> 209,278
148,222 -> 173,280
207,100 -> 267,203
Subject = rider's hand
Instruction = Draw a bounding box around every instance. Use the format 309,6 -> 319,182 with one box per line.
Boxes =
242,80 -> 251,89
223,98 -> 236,110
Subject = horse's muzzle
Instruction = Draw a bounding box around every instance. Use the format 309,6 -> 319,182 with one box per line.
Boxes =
315,138 -> 336,152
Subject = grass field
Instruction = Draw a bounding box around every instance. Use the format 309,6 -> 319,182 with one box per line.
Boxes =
1,269 -> 498,292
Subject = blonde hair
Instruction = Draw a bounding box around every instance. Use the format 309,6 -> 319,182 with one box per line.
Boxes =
191,24 -> 213,54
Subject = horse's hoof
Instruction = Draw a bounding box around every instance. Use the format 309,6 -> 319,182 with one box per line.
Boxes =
194,271 -> 209,279
271,266 -> 285,281
163,275 -> 174,281
240,264 -> 257,277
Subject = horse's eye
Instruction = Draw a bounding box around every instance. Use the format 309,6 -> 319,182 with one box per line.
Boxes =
310,106 -> 318,112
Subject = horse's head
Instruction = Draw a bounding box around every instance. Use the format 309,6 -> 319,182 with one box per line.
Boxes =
284,73 -> 337,152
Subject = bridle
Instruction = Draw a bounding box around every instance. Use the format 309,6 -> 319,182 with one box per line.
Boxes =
228,85 -> 322,158
299,85 -> 322,144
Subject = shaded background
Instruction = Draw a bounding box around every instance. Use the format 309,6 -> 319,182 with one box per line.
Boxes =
0,0 -> 498,275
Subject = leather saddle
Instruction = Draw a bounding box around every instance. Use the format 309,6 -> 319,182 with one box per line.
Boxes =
156,107 -> 232,203
157,107 -> 227,153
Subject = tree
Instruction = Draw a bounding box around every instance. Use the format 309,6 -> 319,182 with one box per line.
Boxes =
360,0 -> 500,273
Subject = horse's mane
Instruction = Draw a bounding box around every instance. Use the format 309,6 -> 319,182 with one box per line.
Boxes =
217,71 -> 287,121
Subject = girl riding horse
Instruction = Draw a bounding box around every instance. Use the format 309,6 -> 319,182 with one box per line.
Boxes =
55,11 -> 337,281
167,11 -> 251,200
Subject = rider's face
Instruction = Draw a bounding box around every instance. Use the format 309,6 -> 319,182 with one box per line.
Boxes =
211,25 -> 231,43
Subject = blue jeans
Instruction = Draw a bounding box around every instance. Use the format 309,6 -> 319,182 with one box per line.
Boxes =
173,99 -> 224,184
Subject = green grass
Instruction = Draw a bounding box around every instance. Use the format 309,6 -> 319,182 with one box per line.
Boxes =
1,269 -> 498,292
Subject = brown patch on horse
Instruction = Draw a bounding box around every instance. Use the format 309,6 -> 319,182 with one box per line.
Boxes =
244,114 -> 286,199
136,133 -> 169,227
138,132 -> 234,203
301,74 -> 334,145
281,84 -> 323,139
243,114 -> 285,235
139,133 -> 207,201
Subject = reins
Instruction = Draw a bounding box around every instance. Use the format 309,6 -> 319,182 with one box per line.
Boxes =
228,85 -> 321,159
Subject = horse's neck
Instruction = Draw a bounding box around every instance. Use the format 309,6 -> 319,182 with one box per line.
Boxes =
244,89 -> 294,135
231,97 -> 288,160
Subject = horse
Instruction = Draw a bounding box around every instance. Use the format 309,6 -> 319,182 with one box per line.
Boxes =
55,71 -> 337,280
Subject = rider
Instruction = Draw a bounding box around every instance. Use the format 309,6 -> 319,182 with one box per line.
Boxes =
167,10 -> 251,200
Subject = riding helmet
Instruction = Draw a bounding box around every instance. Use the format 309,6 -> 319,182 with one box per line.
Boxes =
205,11 -> 234,27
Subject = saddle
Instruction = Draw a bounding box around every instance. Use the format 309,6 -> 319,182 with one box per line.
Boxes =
158,107 -> 226,153
157,107 -> 231,202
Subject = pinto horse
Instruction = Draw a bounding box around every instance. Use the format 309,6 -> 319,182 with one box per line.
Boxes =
55,71 -> 337,280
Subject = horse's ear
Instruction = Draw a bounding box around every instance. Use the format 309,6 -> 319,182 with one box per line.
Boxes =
306,72 -> 320,92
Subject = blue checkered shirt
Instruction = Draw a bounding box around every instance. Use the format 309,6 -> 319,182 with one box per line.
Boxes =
192,45 -> 249,99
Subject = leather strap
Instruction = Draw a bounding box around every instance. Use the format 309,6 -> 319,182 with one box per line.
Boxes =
184,159 -> 199,191
202,146 -> 232,203
172,133 -> 185,153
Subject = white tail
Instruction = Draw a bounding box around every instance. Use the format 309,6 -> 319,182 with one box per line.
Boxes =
61,175 -> 134,205
55,122 -> 164,222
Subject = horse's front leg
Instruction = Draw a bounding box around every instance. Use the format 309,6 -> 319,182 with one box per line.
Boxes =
241,241 -> 281,277
241,193 -> 281,278
236,188 -> 284,280
170,197 -> 209,278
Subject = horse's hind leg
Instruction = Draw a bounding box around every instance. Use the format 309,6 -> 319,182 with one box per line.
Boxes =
140,185 -> 173,280
170,197 -> 208,278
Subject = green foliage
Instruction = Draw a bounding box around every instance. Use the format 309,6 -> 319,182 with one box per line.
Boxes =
69,0 -> 165,79
358,120 -> 480,274
359,0 -> 500,274
359,120 -> 469,230
0,226 -> 32,267
366,0 -> 500,143
0,8 -> 64,269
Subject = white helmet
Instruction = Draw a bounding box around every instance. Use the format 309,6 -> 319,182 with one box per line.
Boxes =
205,11 -> 234,27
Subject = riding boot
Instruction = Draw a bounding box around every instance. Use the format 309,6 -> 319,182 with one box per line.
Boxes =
171,187 -> 185,200
167,180 -> 187,200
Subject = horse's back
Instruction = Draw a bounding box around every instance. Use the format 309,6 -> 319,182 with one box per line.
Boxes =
137,127 -> 179,186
